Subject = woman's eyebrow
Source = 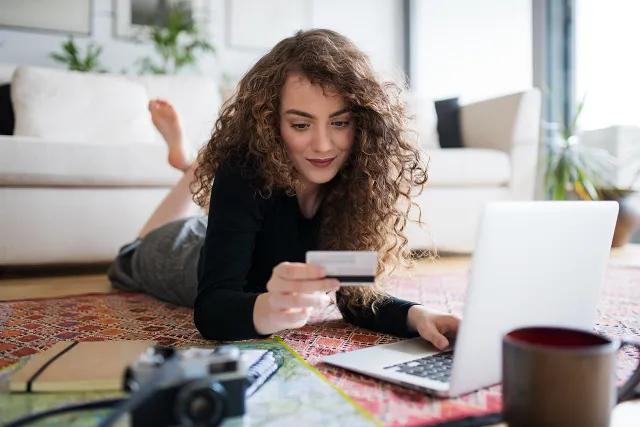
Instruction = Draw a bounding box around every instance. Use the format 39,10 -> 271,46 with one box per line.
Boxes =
284,109 -> 314,118
329,108 -> 351,118
284,107 -> 351,119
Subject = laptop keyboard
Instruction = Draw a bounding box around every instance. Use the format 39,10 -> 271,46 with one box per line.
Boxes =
383,351 -> 453,382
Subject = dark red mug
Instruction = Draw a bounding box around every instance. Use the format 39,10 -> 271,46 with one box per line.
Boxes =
502,326 -> 640,427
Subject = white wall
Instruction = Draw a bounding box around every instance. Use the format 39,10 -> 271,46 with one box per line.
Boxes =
411,0 -> 532,103
209,0 -> 404,84
0,0 -> 404,86
0,0 -> 159,75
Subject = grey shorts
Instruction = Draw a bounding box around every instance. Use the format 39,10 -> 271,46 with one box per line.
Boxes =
107,216 -> 207,307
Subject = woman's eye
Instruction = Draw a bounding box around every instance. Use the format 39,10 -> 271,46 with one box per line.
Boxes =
332,120 -> 350,128
291,123 -> 310,130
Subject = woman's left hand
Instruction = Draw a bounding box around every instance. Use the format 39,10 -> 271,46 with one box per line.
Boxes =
407,305 -> 460,350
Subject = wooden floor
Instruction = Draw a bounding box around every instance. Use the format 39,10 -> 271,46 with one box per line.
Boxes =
0,255 -> 472,301
1,245 -> 638,301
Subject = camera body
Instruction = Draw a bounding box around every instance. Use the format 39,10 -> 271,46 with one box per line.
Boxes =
124,345 -> 248,427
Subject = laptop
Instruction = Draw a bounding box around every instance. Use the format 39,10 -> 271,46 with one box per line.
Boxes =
323,201 -> 619,397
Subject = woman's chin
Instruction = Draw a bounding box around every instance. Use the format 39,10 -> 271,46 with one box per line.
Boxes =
301,169 -> 339,185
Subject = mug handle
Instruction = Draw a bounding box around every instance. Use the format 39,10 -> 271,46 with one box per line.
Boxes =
617,339 -> 640,402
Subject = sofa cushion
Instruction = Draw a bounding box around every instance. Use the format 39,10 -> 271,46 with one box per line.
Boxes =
0,136 -> 181,186
129,75 -> 221,150
423,148 -> 511,187
11,66 -> 156,144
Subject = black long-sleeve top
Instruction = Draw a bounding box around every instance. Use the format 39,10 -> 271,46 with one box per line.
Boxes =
194,159 -> 419,340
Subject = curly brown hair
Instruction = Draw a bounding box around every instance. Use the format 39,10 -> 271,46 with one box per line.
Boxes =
191,29 -> 428,312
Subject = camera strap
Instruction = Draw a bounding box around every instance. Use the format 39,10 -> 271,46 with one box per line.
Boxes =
25,341 -> 78,392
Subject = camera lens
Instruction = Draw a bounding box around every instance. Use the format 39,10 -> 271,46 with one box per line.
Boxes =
175,379 -> 227,426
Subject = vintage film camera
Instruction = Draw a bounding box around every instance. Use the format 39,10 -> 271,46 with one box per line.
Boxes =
124,345 -> 248,427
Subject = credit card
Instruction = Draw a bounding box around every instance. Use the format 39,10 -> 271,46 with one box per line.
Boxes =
306,251 -> 377,286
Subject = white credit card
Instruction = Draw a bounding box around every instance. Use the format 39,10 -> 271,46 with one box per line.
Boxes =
305,251 -> 377,286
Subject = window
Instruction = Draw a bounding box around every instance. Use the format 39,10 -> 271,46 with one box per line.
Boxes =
575,0 -> 640,130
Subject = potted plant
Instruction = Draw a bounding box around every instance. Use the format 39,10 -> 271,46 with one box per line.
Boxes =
50,36 -> 107,72
597,158 -> 640,247
136,2 -> 215,75
544,101 -> 640,247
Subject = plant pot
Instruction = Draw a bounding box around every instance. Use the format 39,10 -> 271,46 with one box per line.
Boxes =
600,190 -> 640,247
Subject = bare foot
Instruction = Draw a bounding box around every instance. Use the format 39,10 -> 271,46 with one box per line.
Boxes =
148,99 -> 192,171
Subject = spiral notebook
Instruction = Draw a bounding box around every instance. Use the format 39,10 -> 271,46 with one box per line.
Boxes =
9,340 -> 280,395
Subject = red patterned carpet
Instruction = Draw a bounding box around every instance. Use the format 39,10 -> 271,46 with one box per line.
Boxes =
1,267 -> 639,426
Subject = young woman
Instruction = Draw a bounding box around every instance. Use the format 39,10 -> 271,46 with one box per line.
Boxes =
108,29 -> 459,349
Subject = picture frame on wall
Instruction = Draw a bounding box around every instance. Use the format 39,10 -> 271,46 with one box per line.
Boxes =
225,0 -> 312,51
0,0 -> 92,35
113,0 -> 207,40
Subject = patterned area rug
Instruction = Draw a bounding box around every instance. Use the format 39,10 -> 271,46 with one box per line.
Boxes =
1,266 -> 639,427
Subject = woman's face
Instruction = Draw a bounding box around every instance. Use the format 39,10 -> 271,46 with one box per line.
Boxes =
279,72 -> 355,190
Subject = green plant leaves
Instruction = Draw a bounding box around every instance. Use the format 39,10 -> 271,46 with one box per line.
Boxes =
544,136 -> 617,201
49,3 -> 214,76
50,36 -> 106,73
137,3 -> 215,75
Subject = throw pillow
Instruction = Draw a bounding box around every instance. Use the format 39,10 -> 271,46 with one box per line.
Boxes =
11,66 -> 156,144
434,97 -> 463,148
0,84 -> 14,135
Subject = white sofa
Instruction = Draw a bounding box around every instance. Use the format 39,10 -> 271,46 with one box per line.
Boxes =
0,65 -> 221,265
0,65 -> 540,265
408,90 -> 541,252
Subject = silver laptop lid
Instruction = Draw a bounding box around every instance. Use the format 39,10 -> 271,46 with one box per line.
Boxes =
448,201 -> 618,396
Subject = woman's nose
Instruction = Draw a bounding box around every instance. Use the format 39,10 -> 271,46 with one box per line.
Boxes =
311,125 -> 333,152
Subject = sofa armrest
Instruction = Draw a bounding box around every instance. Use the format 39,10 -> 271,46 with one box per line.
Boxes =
460,89 -> 542,199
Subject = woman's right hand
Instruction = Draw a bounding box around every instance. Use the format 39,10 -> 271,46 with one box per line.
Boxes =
253,262 -> 341,335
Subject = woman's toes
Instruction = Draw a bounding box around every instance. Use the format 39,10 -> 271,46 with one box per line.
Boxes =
147,100 -> 191,171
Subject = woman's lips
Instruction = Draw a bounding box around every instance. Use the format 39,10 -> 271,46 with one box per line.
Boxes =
307,157 -> 336,168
